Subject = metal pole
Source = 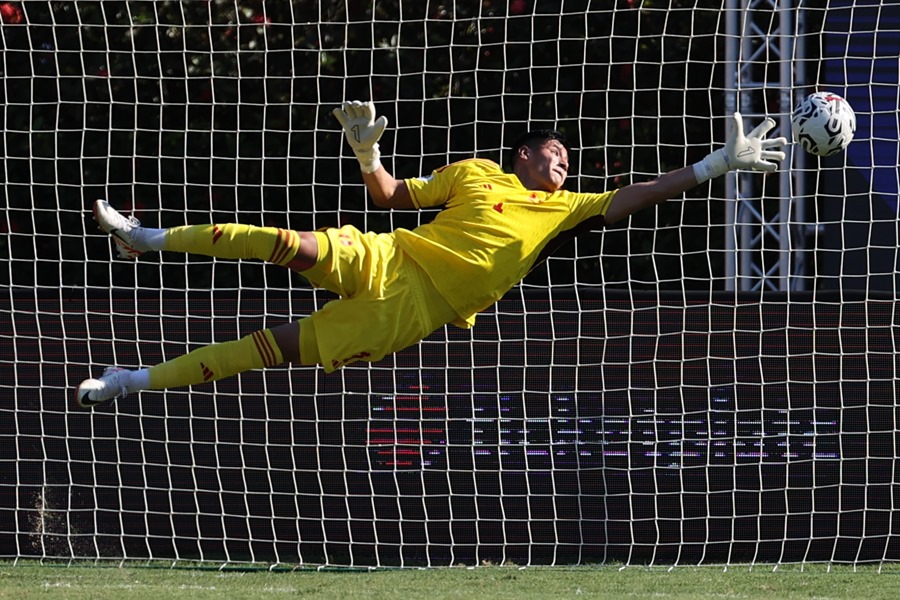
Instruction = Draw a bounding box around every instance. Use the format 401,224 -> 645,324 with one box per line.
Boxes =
778,0 -> 795,291
793,3 -> 808,290
724,0 -> 740,291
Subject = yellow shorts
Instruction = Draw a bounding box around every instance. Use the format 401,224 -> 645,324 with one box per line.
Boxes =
298,225 -> 457,372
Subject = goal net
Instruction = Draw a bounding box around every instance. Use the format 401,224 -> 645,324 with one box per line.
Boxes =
2,0 -> 899,568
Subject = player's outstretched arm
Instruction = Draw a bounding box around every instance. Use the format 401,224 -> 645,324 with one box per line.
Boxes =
692,112 -> 787,182
361,166 -> 415,210
333,100 -> 415,209
605,113 -> 786,225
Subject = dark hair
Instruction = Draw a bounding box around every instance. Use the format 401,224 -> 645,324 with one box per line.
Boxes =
507,129 -> 569,170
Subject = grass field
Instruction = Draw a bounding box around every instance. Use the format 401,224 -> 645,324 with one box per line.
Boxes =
4,562 -> 900,599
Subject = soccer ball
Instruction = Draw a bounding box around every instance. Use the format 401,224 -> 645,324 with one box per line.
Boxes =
790,92 -> 856,157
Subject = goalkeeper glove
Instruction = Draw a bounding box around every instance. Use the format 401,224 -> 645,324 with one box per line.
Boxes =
332,101 -> 388,174
693,113 -> 787,183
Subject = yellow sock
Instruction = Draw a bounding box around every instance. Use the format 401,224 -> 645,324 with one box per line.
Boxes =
164,224 -> 301,266
147,329 -> 284,389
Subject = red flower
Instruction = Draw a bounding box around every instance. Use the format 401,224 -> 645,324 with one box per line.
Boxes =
0,3 -> 23,24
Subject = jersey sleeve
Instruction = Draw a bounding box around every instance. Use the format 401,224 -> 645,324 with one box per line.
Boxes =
565,189 -> 617,225
404,163 -> 461,209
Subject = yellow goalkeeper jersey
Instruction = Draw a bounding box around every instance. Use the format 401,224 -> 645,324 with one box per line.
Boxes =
397,158 -> 616,328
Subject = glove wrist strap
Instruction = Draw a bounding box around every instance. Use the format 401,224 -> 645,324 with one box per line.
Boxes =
693,148 -> 730,183
356,143 -> 382,174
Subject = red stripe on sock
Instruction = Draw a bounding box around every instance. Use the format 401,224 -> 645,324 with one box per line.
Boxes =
200,362 -> 215,382
268,229 -> 287,264
269,229 -> 297,266
212,225 -> 224,245
259,331 -> 278,366
252,331 -> 276,367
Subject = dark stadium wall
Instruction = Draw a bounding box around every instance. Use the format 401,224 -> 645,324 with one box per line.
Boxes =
4,288 -> 899,565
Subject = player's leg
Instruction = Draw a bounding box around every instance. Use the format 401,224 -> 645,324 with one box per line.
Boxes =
93,199 -> 318,268
77,200 -> 323,408
74,320 -> 309,408
305,247 -> 459,373
287,225 -> 383,299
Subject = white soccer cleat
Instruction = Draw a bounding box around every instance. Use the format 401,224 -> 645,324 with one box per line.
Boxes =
74,366 -> 131,408
93,199 -> 145,259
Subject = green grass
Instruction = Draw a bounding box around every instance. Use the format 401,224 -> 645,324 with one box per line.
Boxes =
4,562 -> 900,600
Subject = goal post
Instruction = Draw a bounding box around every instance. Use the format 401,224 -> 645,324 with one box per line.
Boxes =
2,0 -> 899,568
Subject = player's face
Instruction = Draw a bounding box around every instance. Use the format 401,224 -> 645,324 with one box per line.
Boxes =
523,139 -> 569,192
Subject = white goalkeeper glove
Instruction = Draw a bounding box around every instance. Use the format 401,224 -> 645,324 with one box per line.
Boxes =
332,100 -> 388,174
693,113 -> 787,183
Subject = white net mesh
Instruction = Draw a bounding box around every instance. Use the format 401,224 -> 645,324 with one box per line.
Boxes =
2,0 -> 899,567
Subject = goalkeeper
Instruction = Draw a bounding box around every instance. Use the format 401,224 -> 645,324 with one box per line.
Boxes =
76,101 -> 786,408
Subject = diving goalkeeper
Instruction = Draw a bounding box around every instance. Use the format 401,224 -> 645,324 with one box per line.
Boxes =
75,101 -> 786,408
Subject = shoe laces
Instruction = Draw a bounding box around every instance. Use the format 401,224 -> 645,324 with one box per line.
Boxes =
121,213 -> 141,230
102,367 -> 130,398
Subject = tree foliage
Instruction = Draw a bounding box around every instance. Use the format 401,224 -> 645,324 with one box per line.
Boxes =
1,0 -> 725,291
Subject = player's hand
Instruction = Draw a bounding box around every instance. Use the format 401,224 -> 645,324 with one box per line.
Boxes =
693,113 -> 788,183
333,101 -> 388,174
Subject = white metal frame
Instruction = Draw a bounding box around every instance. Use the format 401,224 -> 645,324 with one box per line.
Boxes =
725,0 -> 807,291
